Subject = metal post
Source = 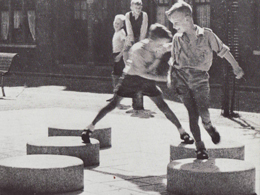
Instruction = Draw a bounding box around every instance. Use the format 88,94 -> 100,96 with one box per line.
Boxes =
222,0 -> 239,117
1,74 -> 5,97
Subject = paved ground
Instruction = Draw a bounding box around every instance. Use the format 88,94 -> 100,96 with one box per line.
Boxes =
0,86 -> 259,195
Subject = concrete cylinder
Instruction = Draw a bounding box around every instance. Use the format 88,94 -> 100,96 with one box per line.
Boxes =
0,155 -> 84,194
167,158 -> 255,195
170,139 -> 244,161
27,137 -> 99,167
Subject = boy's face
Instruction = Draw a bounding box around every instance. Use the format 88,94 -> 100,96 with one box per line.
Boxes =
168,12 -> 190,33
113,18 -> 124,31
131,4 -> 142,15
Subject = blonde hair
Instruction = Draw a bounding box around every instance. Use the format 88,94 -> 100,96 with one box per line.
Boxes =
114,14 -> 126,23
131,0 -> 142,5
165,0 -> 192,18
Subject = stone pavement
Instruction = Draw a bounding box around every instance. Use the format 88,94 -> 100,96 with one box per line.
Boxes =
0,86 -> 259,195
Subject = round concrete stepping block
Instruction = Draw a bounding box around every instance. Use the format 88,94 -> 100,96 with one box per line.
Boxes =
27,137 -> 99,167
0,155 -> 83,194
170,139 -> 244,161
167,158 -> 255,195
48,125 -> 111,148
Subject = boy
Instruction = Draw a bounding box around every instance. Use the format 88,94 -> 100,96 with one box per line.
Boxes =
110,14 -> 130,110
82,23 -> 194,146
124,0 -> 149,116
112,14 -> 126,89
165,1 -> 244,159
125,0 -> 148,45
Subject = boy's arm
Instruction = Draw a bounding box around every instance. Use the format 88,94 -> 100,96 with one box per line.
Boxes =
140,72 -> 167,82
140,12 -> 148,41
125,12 -> 134,43
167,62 -> 173,88
223,51 -> 244,79
146,43 -> 172,72
115,31 -> 126,62
138,58 -> 167,82
115,46 -> 125,62
167,40 -> 175,88
130,50 -> 167,82
208,30 -> 244,79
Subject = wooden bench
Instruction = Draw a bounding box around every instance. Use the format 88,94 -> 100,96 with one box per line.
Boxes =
0,52 -> 18,97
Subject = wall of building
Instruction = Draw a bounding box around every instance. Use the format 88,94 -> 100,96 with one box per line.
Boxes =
35,0 -> 54,72
1,0 -> 258,86
207,0 -> 260,86
237,0 -> 260,86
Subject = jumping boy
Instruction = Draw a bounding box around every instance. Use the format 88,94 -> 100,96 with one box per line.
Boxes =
82,23 -> 194,146
165,1 -> 244,159
124,0 -> 149,117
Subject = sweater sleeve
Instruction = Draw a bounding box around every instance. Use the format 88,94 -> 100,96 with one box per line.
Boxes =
125,12 -> 134,42
207,30 -> 230,58
140,12 -> 148,41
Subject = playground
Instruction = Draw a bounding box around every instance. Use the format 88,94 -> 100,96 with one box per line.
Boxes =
0,82 -> 259,194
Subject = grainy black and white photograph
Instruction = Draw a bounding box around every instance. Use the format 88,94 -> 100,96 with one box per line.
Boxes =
0,0 -> 259,194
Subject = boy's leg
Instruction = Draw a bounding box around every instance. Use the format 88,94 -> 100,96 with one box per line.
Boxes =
106,74 -> 120,102
149,95 -> 194,144
112,74 -> 120,90
123,44 -> 145,113
93,95 -> 123,125
132,92 -> 144,110
82,95 -> 123,143
182,92 -> 201,142
181,92 -> 208,159
193,80 -> 221,144
112,74 -> 131,110
173,69 -> 208,159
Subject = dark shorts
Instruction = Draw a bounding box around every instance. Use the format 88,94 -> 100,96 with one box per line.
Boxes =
115,75 -> 162,98
112,52 -> 125,76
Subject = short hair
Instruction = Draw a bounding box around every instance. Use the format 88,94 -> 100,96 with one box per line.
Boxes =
165,0 -> 192,18
148,23 -> 172,40
114,14 -> 126,23
131,0 -> 142,6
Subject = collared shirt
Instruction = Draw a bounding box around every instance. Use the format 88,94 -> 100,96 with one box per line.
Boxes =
112,29 -> 126,53
124,39 -> 157,77
171,25 -> 230,71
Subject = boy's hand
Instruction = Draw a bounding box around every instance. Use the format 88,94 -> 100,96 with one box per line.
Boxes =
115,55 -> 121,62
233,67 -> 244,79
163,43 -> 172,52
155,46 -> 167,59
125,37 -> 133,47
167,72 -> 175,88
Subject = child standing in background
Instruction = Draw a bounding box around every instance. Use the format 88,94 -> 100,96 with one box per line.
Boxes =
124,0 -> 149,116
125,0 -> 148,46
110,14 -> 130,110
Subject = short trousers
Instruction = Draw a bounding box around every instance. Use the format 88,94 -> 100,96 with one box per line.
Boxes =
172,68 -> 210,95
115,74 -> 162,98
171,68 -> 210,109
112,52 -> 125,76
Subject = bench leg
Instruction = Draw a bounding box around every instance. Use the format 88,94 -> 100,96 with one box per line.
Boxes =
1,75 -> 5,97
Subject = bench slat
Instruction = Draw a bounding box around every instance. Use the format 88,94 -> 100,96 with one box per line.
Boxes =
0,53 -> 18,73
0,52 -> 18,96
